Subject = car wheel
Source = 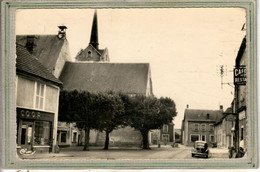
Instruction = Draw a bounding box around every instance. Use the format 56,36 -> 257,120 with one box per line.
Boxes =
205,155 -> 208,158
192,154 -> 194,157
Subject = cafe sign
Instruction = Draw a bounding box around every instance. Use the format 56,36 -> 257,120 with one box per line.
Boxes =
234,65 -> 246,85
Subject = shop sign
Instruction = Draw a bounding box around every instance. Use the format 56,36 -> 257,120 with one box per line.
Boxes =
234,66 -> 246,85
17,108 -> 54,122
239,110 -> 246,120
20,109 -> 41,119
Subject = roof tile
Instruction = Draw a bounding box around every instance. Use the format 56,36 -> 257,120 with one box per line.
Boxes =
16,44 -> 62,85
59,62 -> 150,94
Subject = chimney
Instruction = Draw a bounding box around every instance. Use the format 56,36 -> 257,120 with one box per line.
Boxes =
220,105 -> 223,110
26,35 -> 37,54
57,26 -> 67,39
186,104 -> 189,109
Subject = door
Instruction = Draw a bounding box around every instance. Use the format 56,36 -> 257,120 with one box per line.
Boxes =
20,121 -> 34,151
162,134 -> 169,145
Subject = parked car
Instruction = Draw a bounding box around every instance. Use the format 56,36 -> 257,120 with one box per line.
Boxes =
191,141 -> 210,158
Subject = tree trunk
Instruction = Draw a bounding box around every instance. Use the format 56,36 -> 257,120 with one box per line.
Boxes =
103,131 -> 110,150
142,130 -> 150,149
83,126 -> 90,151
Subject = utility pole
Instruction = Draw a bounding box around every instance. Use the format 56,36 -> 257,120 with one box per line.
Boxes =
234,83 -> 239,157
217,65 -> 234,89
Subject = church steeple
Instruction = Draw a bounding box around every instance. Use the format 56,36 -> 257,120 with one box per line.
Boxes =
75,9 -> 109,62
89,10 -> 99,49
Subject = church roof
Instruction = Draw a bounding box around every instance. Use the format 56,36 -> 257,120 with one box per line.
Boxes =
183,109 -> 223,122
59,62 -> 151,94
16,35 -> 66,72
16,44 -> 62,85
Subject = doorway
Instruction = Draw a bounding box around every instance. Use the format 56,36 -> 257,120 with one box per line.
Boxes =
20,121 -> 34,151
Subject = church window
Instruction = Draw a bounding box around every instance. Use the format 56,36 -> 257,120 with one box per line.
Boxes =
88,51 -> 92,57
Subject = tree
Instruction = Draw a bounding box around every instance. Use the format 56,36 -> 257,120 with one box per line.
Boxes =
96,93 -> 125,150
128,95 -> 177,149
58,90 -> 100,151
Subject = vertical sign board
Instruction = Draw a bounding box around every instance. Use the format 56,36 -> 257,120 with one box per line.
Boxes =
234,65 -> 246,85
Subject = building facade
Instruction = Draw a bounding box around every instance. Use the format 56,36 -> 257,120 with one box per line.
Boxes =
234,36 -> 247,152
160,123 -> 175,145
149,123 -> 175,146
57,122 -> 82,147
181,108 -> 223,146
214,106 -> 236,148
16,45 -> 62,153
17,26 -> 73,150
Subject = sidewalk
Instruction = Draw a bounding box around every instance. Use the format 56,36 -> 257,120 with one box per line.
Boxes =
209,147 -> 229,158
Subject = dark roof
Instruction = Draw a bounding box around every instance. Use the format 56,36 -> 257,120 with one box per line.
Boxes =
184,109 -> 223,122
235,36 -> 246,67
224,107 -> 232,114
215,107 -> 235,125
16,35 -> 65,71
16,44 -> 62,85
59,62 -> 150,94
98,49 -> 105,55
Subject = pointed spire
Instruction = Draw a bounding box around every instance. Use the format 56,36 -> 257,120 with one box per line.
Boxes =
90,9 -> 99,49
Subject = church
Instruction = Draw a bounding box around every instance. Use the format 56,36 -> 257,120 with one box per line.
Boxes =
16,10 -> 153,148
75,10 -> 110,62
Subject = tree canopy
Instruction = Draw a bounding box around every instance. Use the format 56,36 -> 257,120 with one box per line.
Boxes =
127,95 -> 177,149
58,90 -> 177,150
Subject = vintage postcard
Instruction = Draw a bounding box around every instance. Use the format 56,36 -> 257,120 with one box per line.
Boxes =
0,0 -> 257,170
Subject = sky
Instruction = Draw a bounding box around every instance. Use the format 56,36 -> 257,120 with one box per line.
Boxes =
16,8 -> 246,128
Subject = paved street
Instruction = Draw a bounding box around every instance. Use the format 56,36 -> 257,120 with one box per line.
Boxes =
19,144 -> 229,160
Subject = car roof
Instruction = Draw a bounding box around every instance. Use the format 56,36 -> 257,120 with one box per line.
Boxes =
195,141 -> 207,144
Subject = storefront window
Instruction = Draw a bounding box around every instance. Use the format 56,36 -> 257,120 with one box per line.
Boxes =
191,134 -> 199,142
61,131 -> 67,143
34,121 -> 51,145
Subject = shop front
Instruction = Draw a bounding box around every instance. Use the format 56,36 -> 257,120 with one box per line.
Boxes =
17,107 -> 54,153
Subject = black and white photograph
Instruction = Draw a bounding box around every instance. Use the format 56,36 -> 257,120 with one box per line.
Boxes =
0,0 -> 258,170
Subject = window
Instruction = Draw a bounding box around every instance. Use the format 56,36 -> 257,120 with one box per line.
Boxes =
61,131 -> 67,143
190,134 -> 199,142
209,124 -> 214,131
207,113 -> 210,119
34,121 -> 51,145
162,134 -> 169,143
201,124 -> 206,131
210,135 -> 215,142
194,124 -> 199,131
35,82 -> 45,110
201,135 -> 206,141
163,125 -> 168,132
241,127 -> 244,140
87,51 -> 92,57
73,132 -> 77,142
